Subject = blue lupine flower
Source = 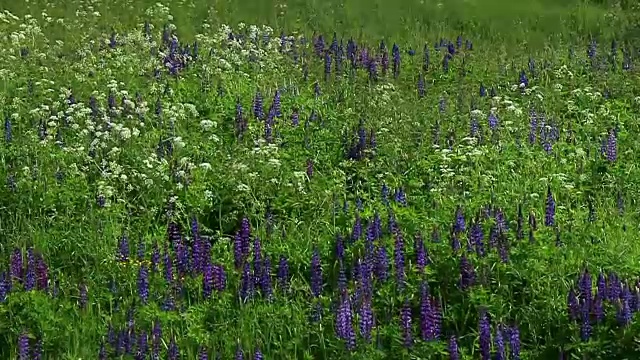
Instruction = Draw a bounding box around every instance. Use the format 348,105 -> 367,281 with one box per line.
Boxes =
394,230 -> 406,288
509,326 -> 521,360
479,309 -> 491,360
138,265 -> 149,304
545,186 -> 555,227
495,325 -> 506,360
448,336 -> 460,360
400,299 -> 413,348
4,116 -> 11,143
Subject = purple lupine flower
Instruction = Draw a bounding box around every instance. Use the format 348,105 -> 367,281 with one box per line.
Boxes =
488,112 -> 499,130
203,263 -> 214,299
18,331 -> 30,360
136,240 -> 146,263
608,272 -> 621,301
234,232 -> 244,270
587,39 -> 596,59
419,282 -> 435,341
422,44 -> 430,71
498,234 -> 509,263
198,346 -> 208,360
358,256 -> 373,302
359,296 -> 374,342
606,128 -> 617,162
448,336 -> 460,360
0,272 -> 9,302
306,159 -> 314,178
597,272 -> 606,298
418,74 -> 425,97
489,226 -> 499,249
593,291 -> 604,322
480,83 -> 487,97
277,255 -> 290,292
516,205 -> 524,240
495,208 -> 507,233
115,331 -> 125,356
138,264 -> 149,304
162,292 -> 175,311
10,249 -> 24,283
240,262 -> 254,302
136,331 -> 148,360
212,264 -> 226,292
174,239 -> 190,276
519,70 -> 528,88
470,115 -> 479,138
291,109 -> 299,126
469,220 -> 485,257
118,235 -> 130,262
529,211 -> 537,231
324,52 -> 332,80
442,53 -> 451,72
352,214 -> 362,242
400,299 -> 413,348
394,230 -> 406,288
545,186 -> 555,227
253,348 -> 263,360
151,242 -> 160,272
163,250 -> 174,285
479,309 -> 492,360
235,346 -> 244,360
429,297 -> 441,339
24,248 -> 36,291
235,99 -> 247,136
191,217 -> 202,269
337,261 -> 347,292
168,337 -> 179,360
336,290 -> 356,350
394,188 -> 407,206
152,320 -> 162,357
381,184 -> 390,206
618,295 -> 632,326
580,300 -> 591,341
253,91 -> 264,120
491,325 -> 505,360
459,255 -> 475,290
579,269 -> 593,306
261,256 -> 273,300
98,341 -> 105,360
4,116 -> 12,143
567,289 -> 579,321
79,283 -> 88,309
314,82 -> 321,98
451,232 -> 461,252
415,233 -> 428,273
272,90 -> 282,118
372,212 -> 382,240
509,326 -> 521,359
454,207 -> 465,233
311,247 -> 323,297
336,235 -> 345,261
374,245 -> 389,282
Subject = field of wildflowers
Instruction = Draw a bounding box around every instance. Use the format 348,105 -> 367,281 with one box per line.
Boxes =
2,0 -> 640,358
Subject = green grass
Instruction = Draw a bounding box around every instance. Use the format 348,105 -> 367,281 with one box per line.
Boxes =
0,0 -> 639,359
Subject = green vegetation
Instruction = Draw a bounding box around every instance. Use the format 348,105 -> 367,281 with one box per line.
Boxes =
1,0 -> 640,359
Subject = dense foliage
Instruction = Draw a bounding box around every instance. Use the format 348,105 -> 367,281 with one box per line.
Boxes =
1,0 -> 640,359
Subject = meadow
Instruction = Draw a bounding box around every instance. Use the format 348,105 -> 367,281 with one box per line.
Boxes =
1,0 -> 640,358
